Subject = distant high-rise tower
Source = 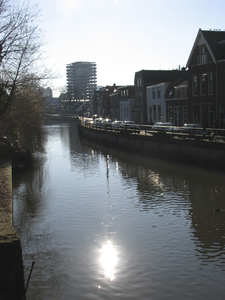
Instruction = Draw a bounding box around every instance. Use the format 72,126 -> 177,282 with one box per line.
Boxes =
66,61 -> 97,101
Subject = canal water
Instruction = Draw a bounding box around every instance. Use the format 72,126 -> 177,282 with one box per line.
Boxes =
13,121 -> 225,300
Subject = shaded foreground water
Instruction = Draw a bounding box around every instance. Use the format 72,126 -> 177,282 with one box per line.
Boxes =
13,122 -> 225,300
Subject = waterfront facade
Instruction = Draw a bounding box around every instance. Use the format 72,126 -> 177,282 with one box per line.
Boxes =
119,86 -> 136,122
165,71 -> 189,126
95,85 -> 119,118
165,29 -> 225,128
109,85 -> 136,122
66,61 -> 97,101
134,70 -> 182,124
92,87 -> 104,116
187,29 -> 225,128
146,82 -> 169,124
63,30 -> 225,129
109,86 -> 120,121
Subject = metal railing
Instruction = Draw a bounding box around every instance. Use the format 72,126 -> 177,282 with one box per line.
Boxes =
80,117 -> 225,143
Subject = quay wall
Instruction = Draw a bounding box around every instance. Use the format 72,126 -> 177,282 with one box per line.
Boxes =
78,126 -> 225,170
0,161 -> 25,300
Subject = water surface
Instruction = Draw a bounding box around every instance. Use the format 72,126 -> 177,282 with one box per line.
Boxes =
13,122 -> 225,299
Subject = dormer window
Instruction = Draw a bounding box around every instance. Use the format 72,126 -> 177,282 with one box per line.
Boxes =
179,86 -> 187,98
157,87 -> 161,98
152,88 -> 156,99
201,47 -> 206,63
197,47 -> 207,64
168,88 -> 174,97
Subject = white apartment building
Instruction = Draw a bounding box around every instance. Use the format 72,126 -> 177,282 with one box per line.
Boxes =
146,82 -> 169,124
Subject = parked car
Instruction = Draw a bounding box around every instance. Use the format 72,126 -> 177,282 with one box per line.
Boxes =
181,124 -> 209,138
94,118 -> 103,127
120,121 -> 140,134
85,118 -> 94,126
152,122 -> 174,133
112,120 -> 123,130
101,118 -> 112,129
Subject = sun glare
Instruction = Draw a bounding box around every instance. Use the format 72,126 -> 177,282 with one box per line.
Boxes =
100,240 -> 117,280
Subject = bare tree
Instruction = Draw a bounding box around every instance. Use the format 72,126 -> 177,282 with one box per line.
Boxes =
0,75 -> 46,150
0,0 -> 51,159
0,0 -> 46,116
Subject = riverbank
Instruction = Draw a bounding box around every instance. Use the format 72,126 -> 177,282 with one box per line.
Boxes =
0,160 -> 26,300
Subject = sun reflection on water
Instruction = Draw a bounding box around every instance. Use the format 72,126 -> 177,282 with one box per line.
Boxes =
100,240 -> 117,280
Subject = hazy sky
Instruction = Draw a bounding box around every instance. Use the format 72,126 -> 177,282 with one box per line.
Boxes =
20,0 -> 225,96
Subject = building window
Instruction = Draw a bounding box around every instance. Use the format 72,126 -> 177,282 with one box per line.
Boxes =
208,73 -> 213,95
201,73 -> 207,95
173,106 -> 181,126
197,47 -> 207,65
158,105 -> 161,121
219,104 -> 224,128
136,93 -> 139,106
149,107 -> 153,124
201,47 -> 207,64
168,106 -> 173,123
157,87 -> 161,98
209,104 -> 214,127
183,106 -> 188,124
192,76 -> 198,96
193,104 -> 200,123
179,86 -> 187,98
153,105 -> 156,121
152,88 -> 156,99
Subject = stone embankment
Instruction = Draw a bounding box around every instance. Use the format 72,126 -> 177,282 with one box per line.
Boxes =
0,160 -> 25,300
78,125 -> 225,171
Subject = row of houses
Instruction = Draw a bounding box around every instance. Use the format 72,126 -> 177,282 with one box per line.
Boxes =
91,29 -> 225,128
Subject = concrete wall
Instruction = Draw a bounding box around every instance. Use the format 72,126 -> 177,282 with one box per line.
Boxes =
78,126 -> 225,170
0,161 -> 26,300
0,209 -> 26,300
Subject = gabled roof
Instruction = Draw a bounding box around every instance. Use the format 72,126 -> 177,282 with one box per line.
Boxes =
186,28 -> 225,67
165,70 -> 189,98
